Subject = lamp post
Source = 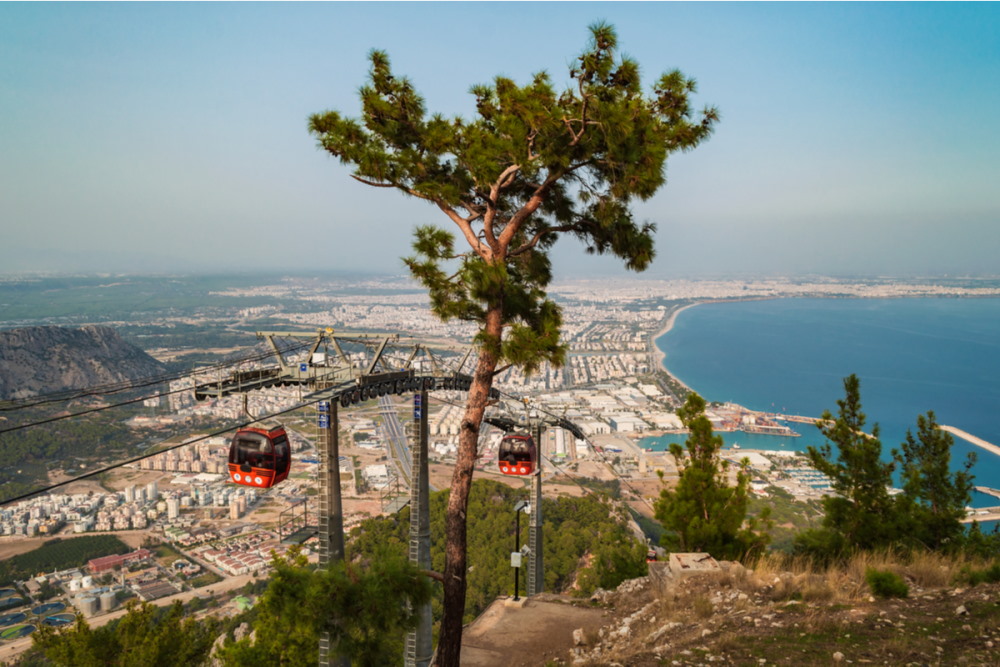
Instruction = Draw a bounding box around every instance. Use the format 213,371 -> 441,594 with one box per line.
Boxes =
512,500 -> 529,600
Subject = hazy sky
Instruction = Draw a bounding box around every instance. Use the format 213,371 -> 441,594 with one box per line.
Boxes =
2,2 -> 998,279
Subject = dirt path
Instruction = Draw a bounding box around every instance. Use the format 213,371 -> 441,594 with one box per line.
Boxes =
461,594 -> 610,666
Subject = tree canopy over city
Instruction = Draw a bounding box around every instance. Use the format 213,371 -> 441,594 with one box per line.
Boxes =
309,22 -> 717,663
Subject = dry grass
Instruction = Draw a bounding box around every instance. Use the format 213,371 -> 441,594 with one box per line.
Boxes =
586,550 -> 1000,667
739,547 -> 989,605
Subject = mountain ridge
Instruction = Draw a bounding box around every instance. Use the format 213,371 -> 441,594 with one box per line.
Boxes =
0,325 -> 166,400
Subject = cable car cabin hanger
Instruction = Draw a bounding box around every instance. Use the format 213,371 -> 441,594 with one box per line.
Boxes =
498,434 -> 537,476
228,424 -> 291,488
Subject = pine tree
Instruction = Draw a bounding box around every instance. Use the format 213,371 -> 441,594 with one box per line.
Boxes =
309,23 -> 717,664
894,410 -> 976,551
797,374 -> 901,557
654,393 -> 770,560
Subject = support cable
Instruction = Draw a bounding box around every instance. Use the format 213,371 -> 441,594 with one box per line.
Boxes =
0,396 -> 324,507
0,340 -> 313,412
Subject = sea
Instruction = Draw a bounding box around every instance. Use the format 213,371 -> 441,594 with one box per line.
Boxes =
640,297 -> 1000,515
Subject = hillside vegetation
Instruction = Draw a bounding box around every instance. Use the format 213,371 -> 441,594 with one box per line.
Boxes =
0,535 -> 129,585
573,550 -> 1000,666
349,478 -> 648,623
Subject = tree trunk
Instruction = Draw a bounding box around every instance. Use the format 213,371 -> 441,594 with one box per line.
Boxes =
434,307 -> 502,666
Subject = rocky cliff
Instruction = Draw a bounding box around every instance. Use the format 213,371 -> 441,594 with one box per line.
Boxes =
0,325 -> 166,400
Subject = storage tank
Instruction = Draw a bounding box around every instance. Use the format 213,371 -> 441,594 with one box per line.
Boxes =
99,591 -> 116,612
67,579 -> 81,592
77,596 -> 99,616
81,575 -> 94,589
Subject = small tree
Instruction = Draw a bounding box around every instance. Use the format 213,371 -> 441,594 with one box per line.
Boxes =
654,393 -> 770,560
309,23 -> 717,664
218,547 -> 431,666
796,374 -> 901,558
32,600 -> 219,667
894,410 -> 975,551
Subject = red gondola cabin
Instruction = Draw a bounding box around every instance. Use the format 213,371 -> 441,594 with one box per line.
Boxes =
498,434 -> 537,476
228,424 -> 291,488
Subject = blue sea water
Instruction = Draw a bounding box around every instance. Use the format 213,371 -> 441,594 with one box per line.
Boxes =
645,297 -> 1000,511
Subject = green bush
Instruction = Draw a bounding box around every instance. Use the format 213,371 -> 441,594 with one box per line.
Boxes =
866,568 -> 909,598
957,562 -> 1000,586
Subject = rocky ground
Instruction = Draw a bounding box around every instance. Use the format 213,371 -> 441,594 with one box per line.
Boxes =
560,560 -> 1000,666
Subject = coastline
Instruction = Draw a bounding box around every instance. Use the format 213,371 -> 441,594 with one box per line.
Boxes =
650,302 -> 702,392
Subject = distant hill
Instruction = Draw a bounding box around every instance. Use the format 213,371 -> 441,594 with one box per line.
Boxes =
0,325 -> 166,400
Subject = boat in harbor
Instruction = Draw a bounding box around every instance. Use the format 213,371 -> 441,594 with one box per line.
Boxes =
741,423 -> 800,437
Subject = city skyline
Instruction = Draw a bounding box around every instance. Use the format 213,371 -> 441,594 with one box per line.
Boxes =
2,3 -> 998,279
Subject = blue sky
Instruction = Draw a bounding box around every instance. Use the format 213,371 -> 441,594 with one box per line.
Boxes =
1,2 -> 998,279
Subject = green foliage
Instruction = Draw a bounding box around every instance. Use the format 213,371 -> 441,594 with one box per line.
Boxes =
187,570 -> 223,588
956,562 -> 1000,586
629,507 -> 665,546
309,22 -> 717,377
748,489 -> 823,553
310,24 -> 717,662
542,492 -> 648,597
865,568 -> 909,599
796,376 -> 980,561
796,375 -> 900,558
32,600 -> 221,666
654,393 -> 770,561
217,546 -> 432,667
152,543 -> 185,564
962,522 -> 1000,558
574,476 -> 622,498
893,411 -> 976,551
0,415 -> 138,498
0,535 -> 130,585
347,479 -> 647,619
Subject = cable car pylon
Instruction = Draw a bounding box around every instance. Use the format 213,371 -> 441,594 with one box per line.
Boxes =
405,387 -> 432,667
485,407 -> 584,598
189,329 -> 495,666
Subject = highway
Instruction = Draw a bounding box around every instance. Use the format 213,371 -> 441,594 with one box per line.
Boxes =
379,395 -> 413,486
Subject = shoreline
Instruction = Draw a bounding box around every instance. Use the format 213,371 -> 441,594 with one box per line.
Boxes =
649,302 -> 703,392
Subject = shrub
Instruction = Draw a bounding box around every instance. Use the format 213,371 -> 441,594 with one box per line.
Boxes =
957,562 -> 1000,586
865,568 -> 909,598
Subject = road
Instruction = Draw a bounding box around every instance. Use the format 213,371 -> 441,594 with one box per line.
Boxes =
379,395 -> 413,485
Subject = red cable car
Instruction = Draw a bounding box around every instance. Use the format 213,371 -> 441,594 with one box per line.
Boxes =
228,424 -> 291,489
646,549 -> 658,563
498,434 -> 537,476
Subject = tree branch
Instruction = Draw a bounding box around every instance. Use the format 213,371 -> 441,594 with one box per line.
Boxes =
421,569 -> 445,584
491,364 -> 513,377
481,164 -> 521,250
436,201 -> 492,260
350,175 -> 396,188
509,224 -> 575,256
497,171 -> 563,249
490,165 -> 521,202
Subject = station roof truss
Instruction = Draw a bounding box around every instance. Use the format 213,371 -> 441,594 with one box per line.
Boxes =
193,329 -> 498,405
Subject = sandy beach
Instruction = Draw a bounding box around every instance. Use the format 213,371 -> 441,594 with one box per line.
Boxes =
649,302 -> 702,391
